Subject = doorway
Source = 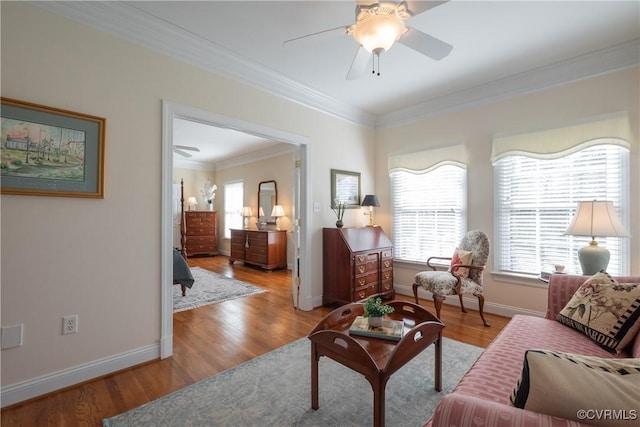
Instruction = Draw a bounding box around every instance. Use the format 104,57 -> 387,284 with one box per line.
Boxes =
160,100 -> 311,358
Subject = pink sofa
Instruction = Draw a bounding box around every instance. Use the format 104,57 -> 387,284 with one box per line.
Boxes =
427,274 -> 640,427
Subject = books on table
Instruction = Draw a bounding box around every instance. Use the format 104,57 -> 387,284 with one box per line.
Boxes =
348,316 -> 404,342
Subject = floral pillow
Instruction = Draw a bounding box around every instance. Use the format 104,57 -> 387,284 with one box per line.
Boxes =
449,248 -> 473,279
556,271 -> 640,354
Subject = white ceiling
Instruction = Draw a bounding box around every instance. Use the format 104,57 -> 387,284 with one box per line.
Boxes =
35,0 -> 640,164
172,118 -> 292,167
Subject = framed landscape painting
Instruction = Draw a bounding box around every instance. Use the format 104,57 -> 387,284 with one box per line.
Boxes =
0,97 -> 105,198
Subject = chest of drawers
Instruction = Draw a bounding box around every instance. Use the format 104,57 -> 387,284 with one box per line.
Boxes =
323,227 -> 394,306
183,211 -> 218,257
229,229 -> 287,271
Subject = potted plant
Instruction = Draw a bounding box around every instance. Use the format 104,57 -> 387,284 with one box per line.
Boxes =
363,297 -> 394,327
200,179 -> 217,211
332,199 -> 347,228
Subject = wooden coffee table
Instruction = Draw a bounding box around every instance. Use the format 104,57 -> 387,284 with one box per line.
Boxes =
308,300 -> 445,427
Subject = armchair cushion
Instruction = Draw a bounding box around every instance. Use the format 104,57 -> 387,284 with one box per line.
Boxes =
556,271 -> 640,354
509,349 -> 640,427
449,248 -> 472,279
415,271 -> 457,295
414,271 -> 483,296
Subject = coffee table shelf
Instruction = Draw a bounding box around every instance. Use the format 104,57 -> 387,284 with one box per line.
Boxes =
308,300 -> 445,427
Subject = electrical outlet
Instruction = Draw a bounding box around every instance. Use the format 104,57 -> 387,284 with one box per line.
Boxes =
62,315 -> 78,335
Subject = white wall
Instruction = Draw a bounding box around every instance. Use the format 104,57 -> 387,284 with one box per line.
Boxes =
209,152 -> 297,262
0,2 -> 373,402
173,167 -> 216,209
376,67 -> 640,315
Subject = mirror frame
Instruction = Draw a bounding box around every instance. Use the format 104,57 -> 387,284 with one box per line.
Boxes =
258,180 -> 278,224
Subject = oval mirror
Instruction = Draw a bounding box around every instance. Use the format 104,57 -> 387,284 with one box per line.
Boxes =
258,180 -> 277,225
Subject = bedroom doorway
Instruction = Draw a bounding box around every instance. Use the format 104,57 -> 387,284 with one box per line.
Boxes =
160,100 -> 311,359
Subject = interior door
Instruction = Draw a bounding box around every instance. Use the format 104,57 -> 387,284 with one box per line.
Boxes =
172,183 -> 182,248
292,155 -> 301,308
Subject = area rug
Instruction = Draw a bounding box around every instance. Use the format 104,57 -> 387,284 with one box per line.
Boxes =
173,267 -> 266,312
103,337 -> 483,426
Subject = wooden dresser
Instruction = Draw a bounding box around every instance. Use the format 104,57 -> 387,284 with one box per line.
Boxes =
183,211 -> 218,257
229,229 -> 287,271
323,227 -> 394,306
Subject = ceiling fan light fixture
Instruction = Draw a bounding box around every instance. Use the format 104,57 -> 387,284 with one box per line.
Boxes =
353,11 -> 406,53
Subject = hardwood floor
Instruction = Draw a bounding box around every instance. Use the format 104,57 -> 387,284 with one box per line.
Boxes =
1,255 -> 509,426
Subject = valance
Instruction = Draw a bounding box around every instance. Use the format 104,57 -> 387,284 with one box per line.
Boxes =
491,112 -> 631,164
388,144 -> 467,174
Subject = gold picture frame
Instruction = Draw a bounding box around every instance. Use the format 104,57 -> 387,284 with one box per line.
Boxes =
1,97 -> 105,198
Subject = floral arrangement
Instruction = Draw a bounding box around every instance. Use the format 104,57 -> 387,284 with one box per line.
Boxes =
363,297 -> 394,318
200,179 -> 217,204
332,199 -> 347,221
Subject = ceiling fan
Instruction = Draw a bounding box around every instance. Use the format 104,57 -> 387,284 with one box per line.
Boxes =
173,145 -> 200,158
284,0 -> 453,79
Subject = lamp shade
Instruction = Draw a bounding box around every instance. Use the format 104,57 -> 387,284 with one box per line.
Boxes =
565,200 -> 629,275
271,205 -> 285,218
361,194 -> 380,207
187,197 -> 197,206
353,14 -> 405,53
565,201 -> 629,239
240,206 -> 253,217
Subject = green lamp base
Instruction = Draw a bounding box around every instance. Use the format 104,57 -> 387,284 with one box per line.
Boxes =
578,241 -> 610,275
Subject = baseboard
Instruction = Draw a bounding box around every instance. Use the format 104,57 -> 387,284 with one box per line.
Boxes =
394,283 -> 545,318
1,343 -> 159,408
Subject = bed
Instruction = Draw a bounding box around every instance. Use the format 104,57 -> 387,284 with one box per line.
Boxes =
173,179 -> 194,296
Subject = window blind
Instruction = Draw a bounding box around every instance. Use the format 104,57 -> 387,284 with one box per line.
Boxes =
390,164 -> 467,263
224,181 -> 244,239
494,142 -> 629,276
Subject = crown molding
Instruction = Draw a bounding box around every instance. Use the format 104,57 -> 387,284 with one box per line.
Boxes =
32,2 -> 639,131
173,157 -> 216,171
376,39 -> 640,129
214,143 -> 297,171
32,1 -> 377,128
173,142 -> 296,171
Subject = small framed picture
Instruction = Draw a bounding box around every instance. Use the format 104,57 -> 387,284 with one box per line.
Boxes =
331,169 -> 361,209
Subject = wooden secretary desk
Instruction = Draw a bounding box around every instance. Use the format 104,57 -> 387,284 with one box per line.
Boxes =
322,227 -> 394,306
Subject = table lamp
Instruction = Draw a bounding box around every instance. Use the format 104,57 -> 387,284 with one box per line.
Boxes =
271,205 -> 285,230
187,197 -> 197,211
565,200 -> 629,275
240,206 -> 252,229
361,194 -> 380,227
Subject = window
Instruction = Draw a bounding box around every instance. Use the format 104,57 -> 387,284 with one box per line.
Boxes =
224,181 -> 243,239
390,164 -> 467,263
494,142 -> 629,276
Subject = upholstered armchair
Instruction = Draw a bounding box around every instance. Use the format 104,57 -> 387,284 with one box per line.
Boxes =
412,230 -> 490,327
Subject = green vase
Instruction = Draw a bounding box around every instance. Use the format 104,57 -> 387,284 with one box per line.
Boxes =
336,220 -> 343,228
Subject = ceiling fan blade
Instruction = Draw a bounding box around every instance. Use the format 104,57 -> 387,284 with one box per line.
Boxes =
174,145 -> 200,152
173,147 -> 192,158
399,27 -> 453,60
283,26 -> 349,48
404,0 -> 449,17
346,46 -> 371,80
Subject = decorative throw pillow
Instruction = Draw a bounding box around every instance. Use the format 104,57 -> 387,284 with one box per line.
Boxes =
449,248 -> 473,279
556,271 -> 640,354
510,349 -> 640,427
